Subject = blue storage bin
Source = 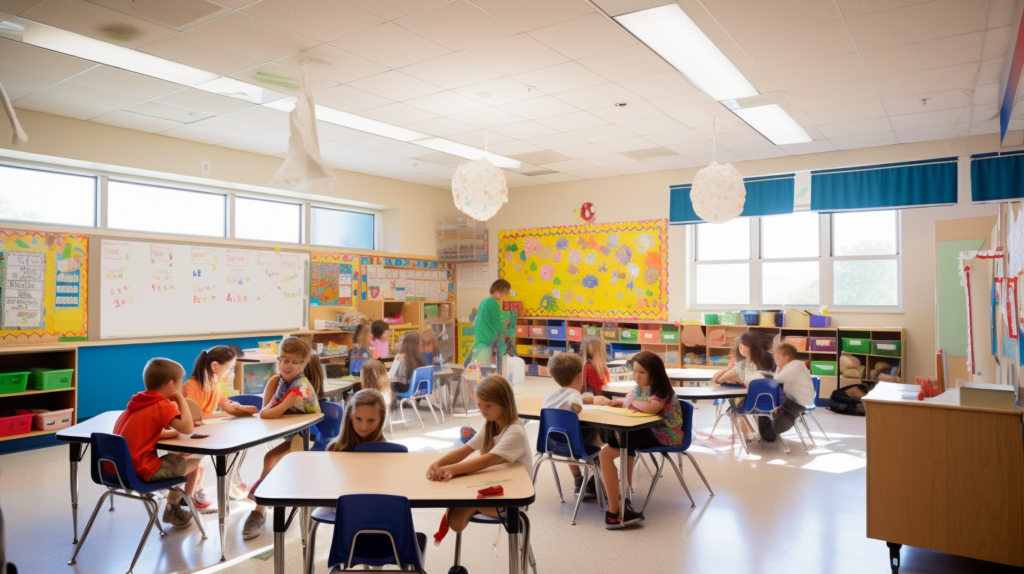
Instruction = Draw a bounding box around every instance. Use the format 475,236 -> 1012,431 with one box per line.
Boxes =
546,326 -> 566,340
741,311 -> 759,325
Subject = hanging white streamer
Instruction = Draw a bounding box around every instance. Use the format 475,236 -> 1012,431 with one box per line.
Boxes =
0,81 -> 27,146
269,62 -> 335,191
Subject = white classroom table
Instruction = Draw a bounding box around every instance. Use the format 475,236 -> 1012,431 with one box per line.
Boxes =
665,368 -> 717,382
56,411 -> 323,562
254,452 -> 535,574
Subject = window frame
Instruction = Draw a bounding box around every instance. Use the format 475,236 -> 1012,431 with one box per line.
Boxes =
688,211 -> 902,313
309,204 -> 379,251
0,162 -> 99,229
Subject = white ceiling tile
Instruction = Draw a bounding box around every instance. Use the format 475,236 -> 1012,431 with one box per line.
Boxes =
582,153 -> 636,167
452,77 -> 542,106
346,0 -> 448,20
646,129 -> 708,146
243,0 -> 383,42
331,23 -> 451,68
349,150 -> 408,164
70,66 -> 182,100
739,20 -> 857,69
524,133 -> 588,149
426,166 -> 458,178
650,91 -> 717,110
874,62 -> 980,99
529,13 -> 635,60
221,105 -> 290,130
534,172 -> 582,183
395,0 -> 517,51
317,122 -> 380,142
800,100 -> 888,125
458,34 -> 569,75
607,162 -> 659,174
0,65 -> 61,100
318,140 -> 365,155
187,12 -> 319,60
554,83 -> 643,110
568,124 -> 635,143
785,78 -> 880,109
715,134 -> 774,150
542,158 -> 595,171
348,71 -> 443,102
0,38 -> 93,79
446,130 -> 513,147
577,44 -> 672,82
127,101 -> 213,123
449,107 -> 526,127
405,116 -> 480,137
469,0 -> 593,31
895,125 -> 960,143
764,53 -> 870,91
500,95 -> 579,119
778,139 -> 837,155
231,63 -> 338,97
486,140 -> 544,155
16,82 -> 142,120
511,61 -> 607,95
387,158 -> 451,173
600,136 -> 658,152
589,101 -> 663,123
684,151 -> 744,165
970,118 -> 1000,135
490,120 -> 560,139
882,88 -> 975,116
970,103 -> 998,123
553,143 -> 611,159
566,167 -> 619,179
845,0 -> 988,50
159,123 -> 245,145
86,0 -> 225,25
23,0 -> 174,49
359,103 -> 440,126
979,57 -> 1005,85
734,146 -> 791,161
828,131 -> 898,150
889,108 -> 968,130
404,91 -> 488,116
0,0 -> 41,14
861,32 -> 985,77
315,84 -> 393,112
667,141 -> 718,156
220,137 -> 288,155
154,88 -> 254,116
983,26 -> 1011,60
91,110 -> 184,133
975,83 -> 1000,106
138,33 -> 263,76
535,111 -> 607,132
275,45 -> 388,85
400,53 -> 502,90
215,0 -> 258,7
835,0 -> 930,18
621,71 -> 698,100
700,0 -> 843,40
645,156 -> 702,170
818,117 -> 893,138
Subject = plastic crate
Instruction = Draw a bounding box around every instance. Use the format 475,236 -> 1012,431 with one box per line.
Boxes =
583,325 -> 601,338
28,368 -> 74,390
784,337 -> 808,352
515,325 -> 528,337
703,313 -> 720,325
601,327 -> 620,342
809,338 -> 837,352
424,304 -> 439,318
842,338 -> 870,353
566,326 -> 583,342
871,340 -> 902,357
666,350 -> 680,365
809,314 -> 832,327
525,364 -> 539,377
31,408 -> 74,431
516,344 -> 533,356
810,361 -> 837,376
0,410 -> 34,438
660,330 -> 679,343
741,311 -> 759,325
639,329 -> 660,343
546,326 -> 566,340
620,328 -> 638,342
0,371 -> 30,395
529,326 -> 545,338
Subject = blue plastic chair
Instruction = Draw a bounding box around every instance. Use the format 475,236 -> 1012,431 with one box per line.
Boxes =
230,394 -> 263,410
393,366 -> 440,431
635,400 -> 714,511
354,442 -> 409,453
326,494 -> 427,572
533,408 -> 605,525
789,376 -> 830,452
310,400 -> 344,452
69,433 -> 207,573
735,378 -> 791,453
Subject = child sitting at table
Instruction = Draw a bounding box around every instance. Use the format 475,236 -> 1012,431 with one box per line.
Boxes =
243,338 -> 323,540
600,351 -> 684,529
711,332 -> 774,441
581,337 -> 611,395
114,358 -> 201,527
427,375 -> 533,535
544,352 -> 610,498
359,359 -> 392,408
759,342 -> 815,443
327,389 -> 389,451
420,327 -> 442,368
370,320 -> 391,359
389,331 -> 426,394
348,322 -> 373,375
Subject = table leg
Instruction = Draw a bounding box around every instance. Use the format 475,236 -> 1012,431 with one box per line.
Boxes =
506,507 -> 521,574
887,542 -> 902,574
69,442 -> 86,544
300,429 -> 310,566
618,431 -> 629,522
213,454 -> 229,561
273,506 -> 286,574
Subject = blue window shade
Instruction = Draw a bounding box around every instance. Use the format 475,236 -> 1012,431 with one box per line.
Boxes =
669,174 -> 795,224
970,151 -> 1024,202
810,158 -> 957,212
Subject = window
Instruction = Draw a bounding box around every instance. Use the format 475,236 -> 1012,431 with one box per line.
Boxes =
694,218 -> 749,304
761,212 -> 819,306
311,206 -> 375,250
832,211 -> 899,306
0,164 -> 96,227
235,197 -> 302,243
108,180 -> 226,237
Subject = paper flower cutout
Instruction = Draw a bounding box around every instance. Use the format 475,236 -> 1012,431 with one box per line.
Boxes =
452,157 -> 508,221
690,161 -> 746,224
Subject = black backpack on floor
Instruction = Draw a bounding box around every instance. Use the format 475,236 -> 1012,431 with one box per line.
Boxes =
829,383 -> 869,416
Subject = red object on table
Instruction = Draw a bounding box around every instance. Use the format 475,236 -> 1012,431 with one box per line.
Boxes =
476,485 -> 504,499
915,376 -> 939,401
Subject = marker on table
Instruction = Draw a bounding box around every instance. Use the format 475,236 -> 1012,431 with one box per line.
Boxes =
466,479 -> 513,488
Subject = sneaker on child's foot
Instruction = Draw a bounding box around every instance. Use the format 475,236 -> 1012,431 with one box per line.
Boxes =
180,490 -> 217,513
584,477 -> 598,499
573,474 -> 584,496
604,508 -> 643,529
163,501 -> 193,527
242,510 -> 265,540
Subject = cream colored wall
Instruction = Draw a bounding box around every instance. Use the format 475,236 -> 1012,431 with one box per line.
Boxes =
0,109 -> 458,257
458,132 -> 1020,379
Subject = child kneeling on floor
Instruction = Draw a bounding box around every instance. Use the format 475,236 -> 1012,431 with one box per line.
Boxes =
544,352 -> 610,498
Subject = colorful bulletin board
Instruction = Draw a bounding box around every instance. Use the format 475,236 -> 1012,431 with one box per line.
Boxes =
360,256 -> 454,302
310,252 -> 359,306
0,230 -> 88,343
498,219 -> 668,320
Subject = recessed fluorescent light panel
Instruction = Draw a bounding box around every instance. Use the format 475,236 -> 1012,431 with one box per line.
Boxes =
615,4 -> 757,101
733,104 -> 812,145
195,77 -> 288,105
314,105 -> 428,143
415,138 -> 522,169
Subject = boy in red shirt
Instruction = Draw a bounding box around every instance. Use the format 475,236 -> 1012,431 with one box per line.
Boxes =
113,358 -> 200,527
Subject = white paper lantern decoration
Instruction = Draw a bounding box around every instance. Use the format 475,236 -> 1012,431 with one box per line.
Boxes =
690,161 -> 746,224
452,157 -> 508,221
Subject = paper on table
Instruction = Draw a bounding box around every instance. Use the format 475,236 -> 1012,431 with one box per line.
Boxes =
595,406 -> 657,417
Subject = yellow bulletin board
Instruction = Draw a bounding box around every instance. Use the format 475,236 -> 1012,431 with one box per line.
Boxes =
0,230 -> 88,343
498,219 -> 668,320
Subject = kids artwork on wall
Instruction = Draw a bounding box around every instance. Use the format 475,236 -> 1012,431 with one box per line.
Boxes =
0,230 -> 88,343
310,252 -> 358,306
498,219 -> 668,320
360,256 -> 454,303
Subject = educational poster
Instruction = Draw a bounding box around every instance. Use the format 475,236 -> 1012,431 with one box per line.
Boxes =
498,219 -> 668,320
0,230 -> 88,343
360,256 -> 454,303
310,252 -> 358,306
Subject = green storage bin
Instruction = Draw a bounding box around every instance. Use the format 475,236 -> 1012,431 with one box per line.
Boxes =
703,313 -> 720,325
810,361 -> 837,376
424,304 -> 439,318
871,340 -> 902,357
659,330 -> 679,343
619,328 -> 638,342
0,371 -> 30,395
842,338 -> 870,353
583,325 -> 601,337
28,368 -> 74,390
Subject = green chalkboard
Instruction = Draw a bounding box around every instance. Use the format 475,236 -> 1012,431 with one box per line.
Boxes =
936,239 -> 985,356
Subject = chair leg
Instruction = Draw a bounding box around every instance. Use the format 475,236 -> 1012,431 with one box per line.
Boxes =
549,460 -> 564,503
640,454 -> 666,513
170,486 -> 208,540
68,491 -> 111,565
304,520 -> 319,574
807,411 -> 830,441
144,496 -> 166,536
453,531 -> 462,566
683,452 -> 714,496
570,466 -> 589,525
771,415 -> 791,454
424,394 -> 441,427
124,496 -> 161,574
799,414 -> 817,447
709,402 -> 726,435
409,398 -> 425,430
665,454 -> 695,507
109,497 -> 115,511
792,417 -> 812,453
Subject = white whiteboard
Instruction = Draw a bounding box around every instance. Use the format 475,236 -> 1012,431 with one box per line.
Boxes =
100,240 -> 308,339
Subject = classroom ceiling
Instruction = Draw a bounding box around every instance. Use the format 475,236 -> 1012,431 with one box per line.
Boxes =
0,0 -> 1018,189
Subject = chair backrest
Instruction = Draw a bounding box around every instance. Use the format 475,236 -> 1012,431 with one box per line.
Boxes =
678,400 -> 694,452
231,394 -> 263,409
328,494 -> 423,570
409,366 -> 434,396
536,408 -> 588,460
739,379 -> 780,413
90,433 -> 148,492
355,442 -> 409,453
452,426 -> 476,451
808,376 -> 821,410
314,400 -> 344,445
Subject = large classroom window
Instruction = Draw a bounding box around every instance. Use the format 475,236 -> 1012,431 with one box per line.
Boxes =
108,180 -> 226,237
691,210 -> 901,310
311,206 -> 376,250
0,164 -> 97,227
235,197 -> 302,243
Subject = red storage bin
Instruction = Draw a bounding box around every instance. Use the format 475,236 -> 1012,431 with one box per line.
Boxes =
566,326 -> 583,342
0,410 -> 35,438
32,408 -> 74,431
515,325 -> 528,337
639,329 -> 660,343
529,326 -> 545,338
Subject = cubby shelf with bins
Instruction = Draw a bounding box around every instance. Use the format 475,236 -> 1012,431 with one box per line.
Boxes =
0,345 -> 77,442
838,327 -> 905,391
779,327 -> 840,402
359,299 -> 456,363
